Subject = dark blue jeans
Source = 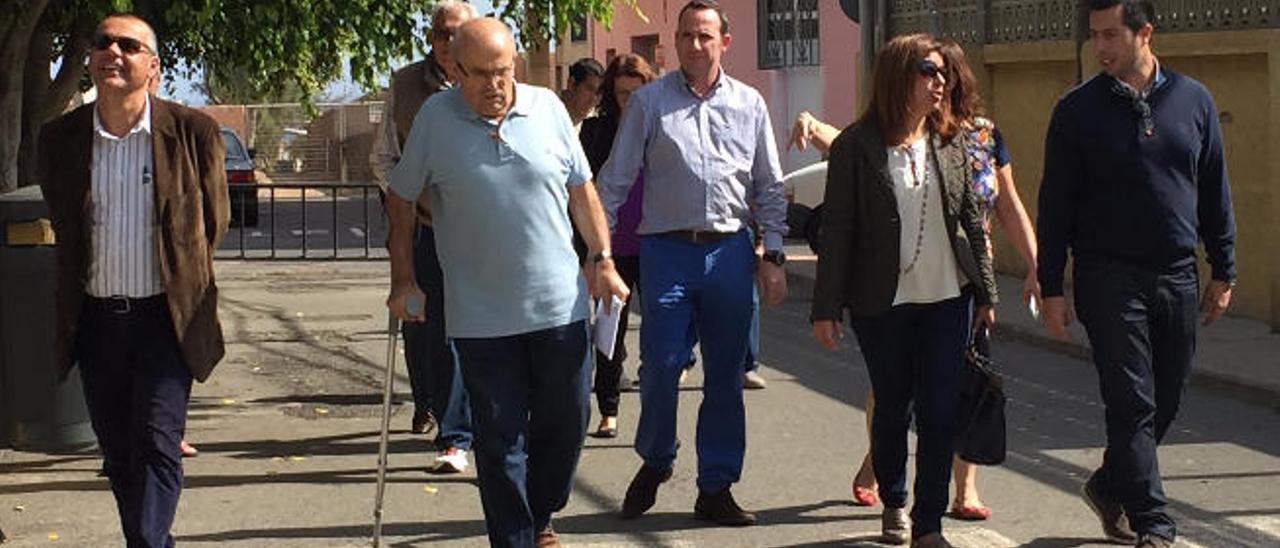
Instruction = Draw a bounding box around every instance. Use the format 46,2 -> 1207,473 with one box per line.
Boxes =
453,320 -> 591,548
1074,259 -> 1198,542
77,296 -> 192,548
851,292 -> 971,540
636,230 -> 754,492
403,223 -> 472,450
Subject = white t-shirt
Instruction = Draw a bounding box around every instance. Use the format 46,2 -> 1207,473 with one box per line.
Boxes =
887,138 -> 965,305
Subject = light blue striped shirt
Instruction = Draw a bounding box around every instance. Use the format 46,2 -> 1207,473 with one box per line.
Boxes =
597,69 -> 787,251
388,84 -> 592,338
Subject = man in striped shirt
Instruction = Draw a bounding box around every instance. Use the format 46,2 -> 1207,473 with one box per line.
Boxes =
38,14 -> 229,547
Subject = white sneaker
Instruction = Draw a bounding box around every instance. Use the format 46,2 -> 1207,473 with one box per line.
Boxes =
743,370 -> 767,390
434,447 -> 469,474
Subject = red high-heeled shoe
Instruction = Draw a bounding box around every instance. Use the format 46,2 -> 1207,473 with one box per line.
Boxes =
852,483 -> 879,507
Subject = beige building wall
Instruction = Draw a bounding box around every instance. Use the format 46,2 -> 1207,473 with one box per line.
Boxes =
981,30 -> 1280,329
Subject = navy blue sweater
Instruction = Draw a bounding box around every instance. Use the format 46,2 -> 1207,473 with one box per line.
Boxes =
1037,69 -> 1236,297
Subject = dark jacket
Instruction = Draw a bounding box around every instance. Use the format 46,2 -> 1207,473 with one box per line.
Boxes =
811,120 -> 997,322
38,98 -> 230,382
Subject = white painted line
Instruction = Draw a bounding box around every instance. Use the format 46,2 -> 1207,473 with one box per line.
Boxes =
1228,515 -> 1280,543
947,526 -> 1019,548
249,231 -> 264,238
289,229 -> 329,236
349,227 -> 366,238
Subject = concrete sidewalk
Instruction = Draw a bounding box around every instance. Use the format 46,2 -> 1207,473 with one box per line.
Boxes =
783,245 -> 1280,400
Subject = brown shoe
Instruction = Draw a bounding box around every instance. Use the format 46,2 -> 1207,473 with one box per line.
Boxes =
881,506 -> 911,545
694,487 -> 756,526
1081,470 -> 1138,544
620,465 -> 672,518
411,409 -> 436,435
1136,534 -> 1174,548
535,525 -> 559,547
910,532 -> 954,548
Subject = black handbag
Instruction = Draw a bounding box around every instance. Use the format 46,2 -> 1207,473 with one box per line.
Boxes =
955,327 -> 1007,465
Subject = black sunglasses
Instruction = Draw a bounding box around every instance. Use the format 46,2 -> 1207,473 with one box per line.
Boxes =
92,33 -> 153,55
918,59 -> 944,79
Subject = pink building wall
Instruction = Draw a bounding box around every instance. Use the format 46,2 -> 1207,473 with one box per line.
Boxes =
589,0 -> 859,170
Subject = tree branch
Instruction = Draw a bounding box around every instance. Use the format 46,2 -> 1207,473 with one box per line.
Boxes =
40,32 -> 89,121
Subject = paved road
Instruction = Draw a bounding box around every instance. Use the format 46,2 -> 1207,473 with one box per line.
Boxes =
1,262 -> 1276,547
216,191 -> 388,260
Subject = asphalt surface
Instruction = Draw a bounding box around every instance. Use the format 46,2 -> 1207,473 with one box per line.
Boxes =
1,261 -> 1277,547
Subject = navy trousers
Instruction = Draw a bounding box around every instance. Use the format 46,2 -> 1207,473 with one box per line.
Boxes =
636,230 -> 754,492
453,320 -> 591,548
403,223 -> 472,450
1074,259 -> 1198,542
77,295 -> 191,548
851,292 -> 971,540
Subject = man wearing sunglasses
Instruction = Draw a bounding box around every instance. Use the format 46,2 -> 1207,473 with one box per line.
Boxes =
1038,2 -> 1235,547
38,13 -> 229,547
370,0 -> 477,476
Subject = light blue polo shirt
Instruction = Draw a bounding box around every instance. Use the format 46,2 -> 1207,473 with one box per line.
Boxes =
388,84 -> 592,338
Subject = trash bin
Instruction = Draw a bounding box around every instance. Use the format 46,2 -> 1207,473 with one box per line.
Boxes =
0,185 -> 95,451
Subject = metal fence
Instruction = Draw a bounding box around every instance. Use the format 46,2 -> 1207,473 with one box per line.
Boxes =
216,182 -> 386,261
888,0 -> 1279,44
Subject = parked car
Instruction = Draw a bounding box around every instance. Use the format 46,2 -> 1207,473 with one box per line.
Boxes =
221,128 -> 258,227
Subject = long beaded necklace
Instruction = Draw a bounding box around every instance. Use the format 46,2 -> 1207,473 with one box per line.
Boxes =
900,143 -> 930,274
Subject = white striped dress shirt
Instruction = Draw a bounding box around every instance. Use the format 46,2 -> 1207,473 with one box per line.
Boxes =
88,98 -> 163,298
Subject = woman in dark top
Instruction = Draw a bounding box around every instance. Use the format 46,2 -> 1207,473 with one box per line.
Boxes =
580,53 -> 655,438
811,34 -> 997,548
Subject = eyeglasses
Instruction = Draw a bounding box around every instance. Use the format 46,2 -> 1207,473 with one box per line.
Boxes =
455,63 -> 514,81
92,33 -> 153,55
918,59 -> 944,80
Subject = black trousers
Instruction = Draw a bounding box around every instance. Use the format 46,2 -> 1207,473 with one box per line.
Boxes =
77,295 -> 192,548
592,254 -> 640,417
1074,259 -> 1198,542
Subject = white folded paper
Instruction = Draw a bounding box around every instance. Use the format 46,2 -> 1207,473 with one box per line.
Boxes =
594,295 -> 626,360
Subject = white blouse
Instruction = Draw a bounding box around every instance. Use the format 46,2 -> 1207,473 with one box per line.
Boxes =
886,137 -> 965,306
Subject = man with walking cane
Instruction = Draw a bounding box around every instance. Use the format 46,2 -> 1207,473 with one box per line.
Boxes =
383,18 -> 628,548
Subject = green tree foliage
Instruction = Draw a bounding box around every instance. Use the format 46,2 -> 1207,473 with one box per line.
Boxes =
0,0 -> 634,192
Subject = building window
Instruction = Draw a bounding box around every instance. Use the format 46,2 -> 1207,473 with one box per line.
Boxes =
570,14 -> 588,42
759,0 -> 820,69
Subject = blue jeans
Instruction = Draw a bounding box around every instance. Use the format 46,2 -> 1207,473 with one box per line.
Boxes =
77,296 -> 192,548
636,230 -> 754,492
403,223 -> 472,450
850,292 -> 971,540
453,320 -> 591,548
1074,259 -> 1198,542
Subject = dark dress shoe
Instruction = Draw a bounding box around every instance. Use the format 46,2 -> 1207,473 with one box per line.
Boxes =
411,410 -> 436,435
1081,470 -> 1138,543
694,487 -> 756,526
589,426 -> 618,439
620,465 -> 672,518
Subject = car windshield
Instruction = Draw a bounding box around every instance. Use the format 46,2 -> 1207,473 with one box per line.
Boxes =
221,130 -> 249,160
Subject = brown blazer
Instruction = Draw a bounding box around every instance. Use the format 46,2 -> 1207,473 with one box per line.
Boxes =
38,98 -> 230,382
811,120 -> 997,322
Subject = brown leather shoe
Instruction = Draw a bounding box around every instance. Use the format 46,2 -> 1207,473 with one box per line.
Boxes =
1081,470 -> 1138,544
620,465 -> 672,518
535,525 -> 559,548
694,487 -> 757,526
882,506 -> 911,545
411,409 -> 436,435
910,532 -> 954,548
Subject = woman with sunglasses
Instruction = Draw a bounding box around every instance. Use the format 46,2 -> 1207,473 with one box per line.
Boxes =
579,53 -> 656,439
811,34 -> 997,548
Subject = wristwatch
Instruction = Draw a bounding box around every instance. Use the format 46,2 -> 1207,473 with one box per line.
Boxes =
592,250 -> 613,264
762,250 -> 786,266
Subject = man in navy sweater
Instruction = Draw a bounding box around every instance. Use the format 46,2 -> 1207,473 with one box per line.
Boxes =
1037,1 -> 1235,547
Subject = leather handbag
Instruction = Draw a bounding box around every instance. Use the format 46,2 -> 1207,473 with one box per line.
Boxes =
955,327 -> 1007,465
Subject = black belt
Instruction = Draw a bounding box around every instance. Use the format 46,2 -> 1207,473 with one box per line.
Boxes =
85,294 -> 166,315
660,229 -> 739,244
